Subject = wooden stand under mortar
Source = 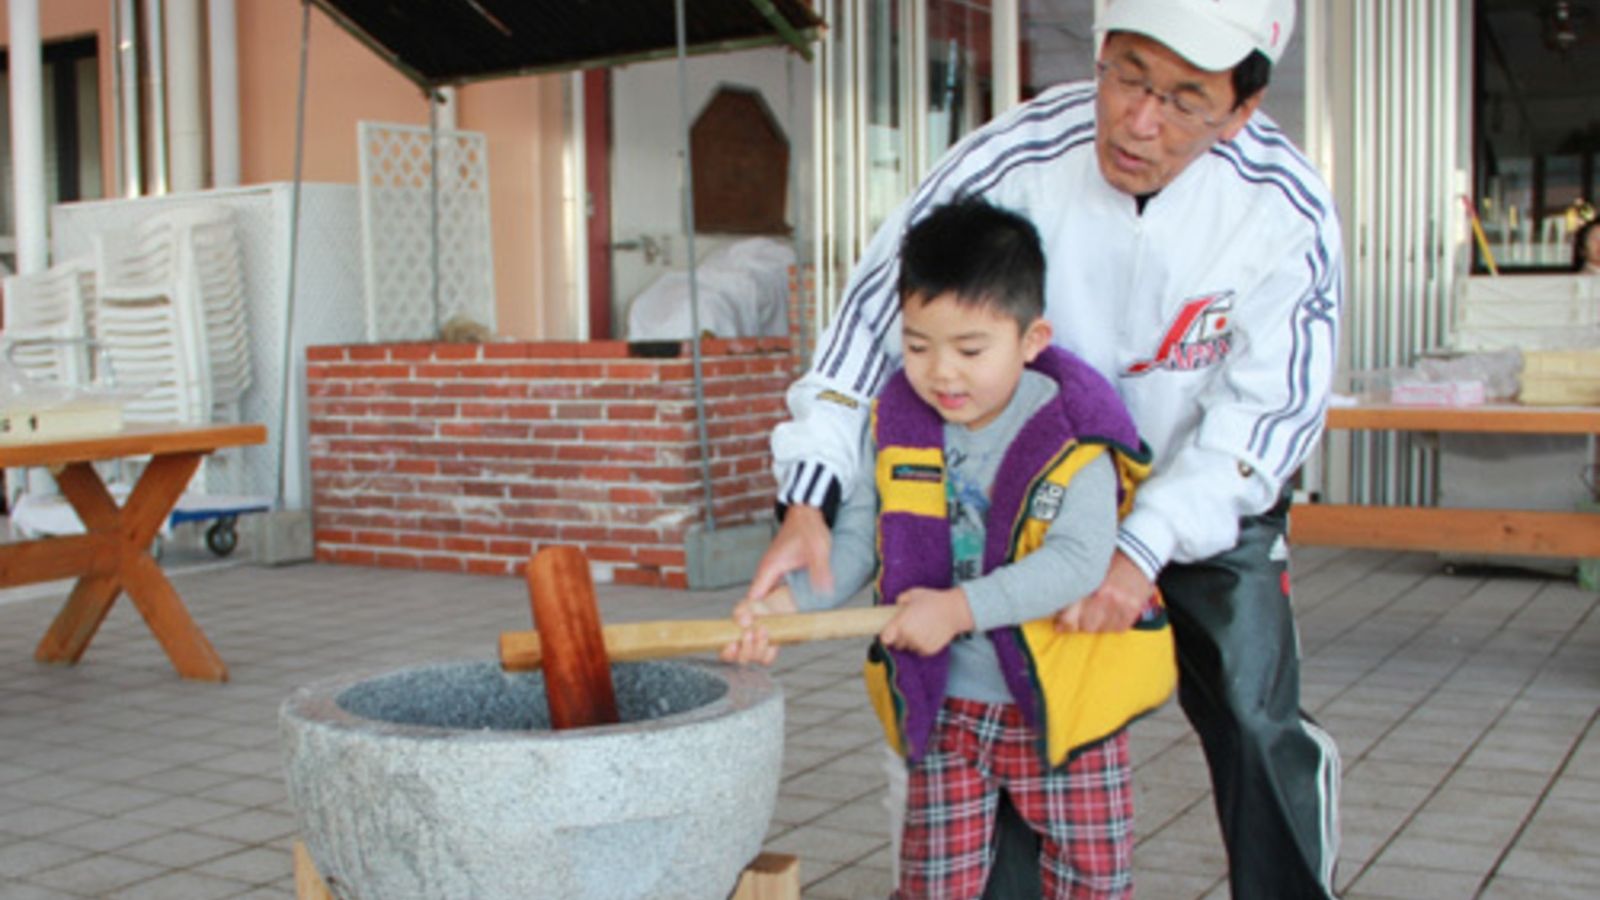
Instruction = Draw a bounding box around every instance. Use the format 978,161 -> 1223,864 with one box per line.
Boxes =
293,839 -> 800,899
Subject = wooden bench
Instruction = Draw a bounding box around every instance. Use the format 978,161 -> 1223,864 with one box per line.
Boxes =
1290,403 -> 1600,558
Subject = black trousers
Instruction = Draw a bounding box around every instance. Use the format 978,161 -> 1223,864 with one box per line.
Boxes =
984,495 -> 1341,899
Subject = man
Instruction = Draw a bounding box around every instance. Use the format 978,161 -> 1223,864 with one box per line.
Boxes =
749,1 -> 1342,896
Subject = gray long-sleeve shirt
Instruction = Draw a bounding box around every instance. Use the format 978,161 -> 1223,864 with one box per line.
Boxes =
787,369 -> 1118,701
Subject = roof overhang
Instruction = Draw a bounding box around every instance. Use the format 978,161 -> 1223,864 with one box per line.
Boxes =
307,0 -> 824,90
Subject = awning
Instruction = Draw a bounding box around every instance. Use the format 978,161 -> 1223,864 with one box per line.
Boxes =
307,0 -> 825,89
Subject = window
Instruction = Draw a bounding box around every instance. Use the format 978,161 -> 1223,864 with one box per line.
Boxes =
0,36 -> 103,273
1474,0 -> 1600,272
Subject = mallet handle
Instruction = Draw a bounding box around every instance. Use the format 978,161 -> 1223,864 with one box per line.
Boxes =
499,605 -> 896,671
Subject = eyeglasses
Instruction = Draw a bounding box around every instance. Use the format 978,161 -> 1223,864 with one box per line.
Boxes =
1095,59 -> 1229,130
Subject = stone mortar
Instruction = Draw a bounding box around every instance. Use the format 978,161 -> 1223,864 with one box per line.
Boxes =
280,659 -> 784,900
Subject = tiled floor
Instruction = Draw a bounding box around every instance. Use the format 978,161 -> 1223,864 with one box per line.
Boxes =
0,541 -> 1596,898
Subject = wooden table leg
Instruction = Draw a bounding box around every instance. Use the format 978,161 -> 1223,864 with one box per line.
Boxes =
34,572 -> 123,665
35,462 -> 129,666
121,552 -> 227,681
34,452 -> 228,682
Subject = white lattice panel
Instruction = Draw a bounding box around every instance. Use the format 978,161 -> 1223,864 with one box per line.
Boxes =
52,184 -> 367,508
359,122 -> 495,341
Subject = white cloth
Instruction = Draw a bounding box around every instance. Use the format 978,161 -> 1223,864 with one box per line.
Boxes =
626,237 -> 795,340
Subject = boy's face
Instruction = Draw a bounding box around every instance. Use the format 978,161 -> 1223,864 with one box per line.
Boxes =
900,291 -> 1053,431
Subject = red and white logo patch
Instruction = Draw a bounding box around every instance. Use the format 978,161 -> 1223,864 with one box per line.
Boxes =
1124,291 -> 1237,376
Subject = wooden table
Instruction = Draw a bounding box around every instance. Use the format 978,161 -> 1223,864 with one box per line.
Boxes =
1290,403 -> 1600,559
0,422 -> 267,681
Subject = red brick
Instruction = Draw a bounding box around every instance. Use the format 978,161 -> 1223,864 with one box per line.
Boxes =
483,343 -> 536,359
353,530 -> 400,547
507,403 -> 555,419
460,402 -> 506,419
603,362 -> 659,381
612,567 -> 661,587
553,403 -> 605,420
306,381 -> 347,398
574,341 -> 631,359
443,536 -> 489,553
466,558 -> 514,576
529,424 -> 580,441
605,404 -> 658,422
419,554 -> 466,573
397,532 -> 441,550
635,547 -> 685,567
387,344 -> 437,361
440,422 -> 485,438
488,538 -> 533,557
432,343 -> 482,360
608,486 -> 659,504
583,544 -> 634,562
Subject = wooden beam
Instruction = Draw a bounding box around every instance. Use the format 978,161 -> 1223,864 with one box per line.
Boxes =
1326,403 -> 1600,436
1291,505 -> 1600,558
746,0 -> 815,61
0,533 -> 116,587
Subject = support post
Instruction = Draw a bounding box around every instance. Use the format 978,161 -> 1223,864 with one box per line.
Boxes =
7,0 -> 49,274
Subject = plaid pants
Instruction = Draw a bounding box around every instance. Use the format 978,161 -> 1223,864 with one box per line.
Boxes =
897,698 -> 1133,900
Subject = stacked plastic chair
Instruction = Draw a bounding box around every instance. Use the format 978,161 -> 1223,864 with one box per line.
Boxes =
93,205 -> 252,426
1,260 -> 97,388
0,260 -> 101,508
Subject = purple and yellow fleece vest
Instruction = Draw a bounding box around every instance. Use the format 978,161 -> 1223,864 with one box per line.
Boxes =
863,345 -> 1177,767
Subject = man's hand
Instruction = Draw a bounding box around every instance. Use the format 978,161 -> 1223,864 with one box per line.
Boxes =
719,586 -> 799,665
879,587 -> 974,655
1055,551 -> 1154,633
745,505 -> 833,602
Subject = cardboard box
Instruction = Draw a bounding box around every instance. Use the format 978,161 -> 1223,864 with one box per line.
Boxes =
1520,350 -> 1600,406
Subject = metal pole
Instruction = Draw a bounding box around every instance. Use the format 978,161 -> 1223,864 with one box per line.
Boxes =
165,0 -> 205,192
208,0 -> 242,187
991,0 -> 1019,111
275,0 -> 313,509
6,0 -> 48,274
145,0 -> 170,195
674,0 -> 718,530
429,94 -> 442,334
116,0 -> 143,197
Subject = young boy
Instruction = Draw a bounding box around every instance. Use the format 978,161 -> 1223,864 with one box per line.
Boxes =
725,197 -> 1177,898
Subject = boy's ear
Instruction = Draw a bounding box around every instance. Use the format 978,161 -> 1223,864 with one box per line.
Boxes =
1021,318 -> 1054,362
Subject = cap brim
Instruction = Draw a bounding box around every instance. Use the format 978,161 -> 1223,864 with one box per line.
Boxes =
1097,1 -> 1258,71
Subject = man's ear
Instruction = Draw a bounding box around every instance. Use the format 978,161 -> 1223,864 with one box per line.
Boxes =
1021,318 -> 1054,362
1218,89 -> 1265,142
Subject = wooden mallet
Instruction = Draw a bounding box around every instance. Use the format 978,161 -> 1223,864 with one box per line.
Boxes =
525,546 -> 619,729
501,604 -> 896,672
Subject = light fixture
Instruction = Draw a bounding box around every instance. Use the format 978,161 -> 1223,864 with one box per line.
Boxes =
1544,1 -> 1588,55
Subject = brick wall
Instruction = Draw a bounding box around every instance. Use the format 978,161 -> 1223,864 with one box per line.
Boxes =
305,337 -> 793,587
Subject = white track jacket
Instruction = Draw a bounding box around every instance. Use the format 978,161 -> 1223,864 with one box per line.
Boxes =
774,81 -> 1343,578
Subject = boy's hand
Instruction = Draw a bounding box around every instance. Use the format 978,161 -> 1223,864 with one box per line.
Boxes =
1055,551 -> 1152,633
745,505 -> 833,602
879,587 -> 974,655
719,585 -> 799,666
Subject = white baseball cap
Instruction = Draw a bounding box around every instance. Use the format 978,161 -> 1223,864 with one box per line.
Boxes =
1097,0 -> 1297,71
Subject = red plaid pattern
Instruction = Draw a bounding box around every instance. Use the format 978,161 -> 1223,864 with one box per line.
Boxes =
896,698 -> 1134,899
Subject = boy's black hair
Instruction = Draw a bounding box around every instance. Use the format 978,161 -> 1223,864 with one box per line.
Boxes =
897,196 -> 1045,329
